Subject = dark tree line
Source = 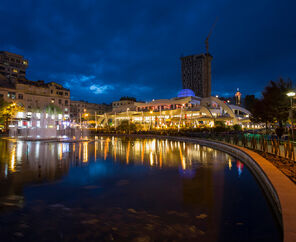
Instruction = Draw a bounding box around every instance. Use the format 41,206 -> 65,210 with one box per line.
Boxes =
245,78 -> 293,134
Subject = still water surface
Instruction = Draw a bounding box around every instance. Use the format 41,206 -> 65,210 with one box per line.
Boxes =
0,137 -> 281,241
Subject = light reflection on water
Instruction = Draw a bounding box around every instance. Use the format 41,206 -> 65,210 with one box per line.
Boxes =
0,137 -> 282,241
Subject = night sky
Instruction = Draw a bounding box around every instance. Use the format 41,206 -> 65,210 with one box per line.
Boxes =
1,0 -> 295,104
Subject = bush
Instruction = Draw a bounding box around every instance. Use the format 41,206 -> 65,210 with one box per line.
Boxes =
232,124 -> 242,131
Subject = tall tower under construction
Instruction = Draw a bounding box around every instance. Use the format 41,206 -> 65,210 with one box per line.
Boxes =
180,53 -> 212,97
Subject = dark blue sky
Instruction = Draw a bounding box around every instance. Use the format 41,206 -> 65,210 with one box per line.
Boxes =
1,0 -> 295,103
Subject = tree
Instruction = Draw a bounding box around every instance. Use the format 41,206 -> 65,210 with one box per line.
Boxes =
117,120 -> 136,133
244,95 -> 257,113
251,99 -> 272,131
45,104 -> 63,114
261,78 -> 290,127
252,78 -> 292,132
0,100 -> 24,132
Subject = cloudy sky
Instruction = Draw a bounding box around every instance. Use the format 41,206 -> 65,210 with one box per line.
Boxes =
0,0 -> 295,103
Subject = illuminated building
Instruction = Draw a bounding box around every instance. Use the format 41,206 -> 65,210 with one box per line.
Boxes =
101,89 -> 251,128
0,78 -> 70,118
181,53 -> 213,97
235,88 -> 242,106
0,51 -> 71,129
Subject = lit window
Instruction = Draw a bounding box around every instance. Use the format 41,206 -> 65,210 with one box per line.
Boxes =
51,99 -> 55,103
8,92 -> 16,99
23,60 -> 28,65
12,69 -> 18,73
16,112 -> 24,118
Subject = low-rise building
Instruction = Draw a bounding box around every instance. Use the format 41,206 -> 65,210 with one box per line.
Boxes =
0,77 -> 70,120
112,99 -> 140,113
70,100 -> 110,123
100,89 -> 251,129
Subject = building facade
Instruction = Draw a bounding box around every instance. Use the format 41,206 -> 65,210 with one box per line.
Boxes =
112,99 -> 139,113
0,51 -> 28,79
181,53 -> 212,98
0,78 -> 70,119
70,100 -> 110,123
100,90 -> 251,129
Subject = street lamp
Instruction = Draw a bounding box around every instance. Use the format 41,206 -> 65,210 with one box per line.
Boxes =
287,91 -> 295,140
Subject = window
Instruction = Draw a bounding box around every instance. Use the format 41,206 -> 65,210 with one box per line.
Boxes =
12,69 -> 18,73
58,99 -> 62,104
65,100 -> 68,105
18,94 -> 23,99
8,92 -> 16,99
65,92 -> 68,96
51,90 -> 53,94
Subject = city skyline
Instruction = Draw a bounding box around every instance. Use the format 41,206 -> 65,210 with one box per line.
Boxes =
0,0 -> 295,103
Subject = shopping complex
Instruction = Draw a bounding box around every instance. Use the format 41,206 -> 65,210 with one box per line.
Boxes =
98,89 -> 252,129
0,51 -> 255,132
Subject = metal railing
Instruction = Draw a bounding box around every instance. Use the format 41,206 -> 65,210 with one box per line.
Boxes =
191,133 -> 295,161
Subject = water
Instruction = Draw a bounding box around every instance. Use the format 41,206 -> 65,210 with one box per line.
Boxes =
0,137 -> 282,241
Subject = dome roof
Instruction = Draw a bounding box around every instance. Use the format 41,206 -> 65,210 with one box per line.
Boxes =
177,89 -> 195,98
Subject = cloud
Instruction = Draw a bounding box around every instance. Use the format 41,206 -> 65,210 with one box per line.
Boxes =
0,0 -> 296,104
90,84 -> 114,94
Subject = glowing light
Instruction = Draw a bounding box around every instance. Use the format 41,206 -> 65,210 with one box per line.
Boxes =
150,152 -> 153,166
228,158 -> 232,170
83,142 -> 88,162
287,91 -> 296,97
10,144 -> 16,172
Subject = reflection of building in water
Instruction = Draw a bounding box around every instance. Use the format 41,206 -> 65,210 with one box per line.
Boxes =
181,149 -> 226,241
0,140 -> 74,208
93,137 -> 230,171
0,137 -> 236,215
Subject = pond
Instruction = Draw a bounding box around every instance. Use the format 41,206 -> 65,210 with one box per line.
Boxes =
0,137 -> 282,241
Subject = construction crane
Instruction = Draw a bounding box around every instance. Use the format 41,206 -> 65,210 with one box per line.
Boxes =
205,18 -> 218,55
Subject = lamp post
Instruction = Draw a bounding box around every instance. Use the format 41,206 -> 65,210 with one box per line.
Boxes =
149,110 -> 153,130
287,91 -> 295,141
127,108 -> 130,125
